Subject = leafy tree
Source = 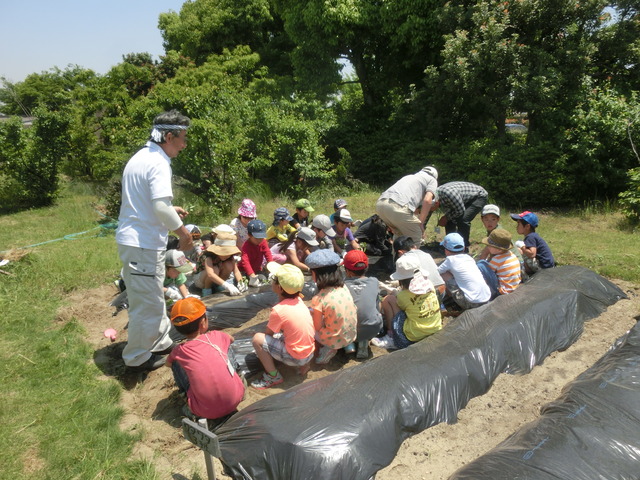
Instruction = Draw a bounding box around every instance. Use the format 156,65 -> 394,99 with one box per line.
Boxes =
0,66 -> 97,116
158,0 -> 294,76
592,1 -> 640,95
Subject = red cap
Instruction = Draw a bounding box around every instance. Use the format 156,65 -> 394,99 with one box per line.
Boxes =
343,250 -> 369,271
170,297 -> 206,326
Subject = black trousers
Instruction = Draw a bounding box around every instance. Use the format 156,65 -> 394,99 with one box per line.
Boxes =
445,196 -> 488,249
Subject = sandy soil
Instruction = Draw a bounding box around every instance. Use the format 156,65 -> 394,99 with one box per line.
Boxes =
63,278 -> 639,479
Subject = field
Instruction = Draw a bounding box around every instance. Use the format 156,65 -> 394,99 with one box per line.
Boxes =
0,182 -> 639,479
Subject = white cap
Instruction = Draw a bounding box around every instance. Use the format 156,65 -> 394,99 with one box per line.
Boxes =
390,254 -> 426,281
336,208 -> 353,223
421,166 -> 438,180
165,249 -> 194,274
212,224 -> 234,235
481,204 -> 500,217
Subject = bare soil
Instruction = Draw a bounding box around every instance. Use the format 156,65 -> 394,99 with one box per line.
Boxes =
64,279 -> 640,479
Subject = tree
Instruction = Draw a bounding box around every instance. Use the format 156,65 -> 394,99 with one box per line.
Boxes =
158,0 -> 294,76
0,66 -> 97,116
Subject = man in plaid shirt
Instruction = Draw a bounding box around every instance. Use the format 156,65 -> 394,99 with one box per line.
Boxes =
433,182 -> 488,251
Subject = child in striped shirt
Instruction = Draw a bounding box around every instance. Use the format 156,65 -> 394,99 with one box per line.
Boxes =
479,228 -> 521,296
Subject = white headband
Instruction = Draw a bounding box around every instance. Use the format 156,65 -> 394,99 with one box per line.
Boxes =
154,124 -> 189,130
150,124 -> 189,142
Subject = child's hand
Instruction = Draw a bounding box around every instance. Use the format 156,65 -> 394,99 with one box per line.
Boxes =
165,286 -> 182,302
515,240 -> 525,249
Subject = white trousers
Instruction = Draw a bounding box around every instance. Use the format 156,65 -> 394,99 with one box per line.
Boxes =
118,245 -> 173,366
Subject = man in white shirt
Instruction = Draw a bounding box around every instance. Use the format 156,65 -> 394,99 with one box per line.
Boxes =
116,110 -> 194,372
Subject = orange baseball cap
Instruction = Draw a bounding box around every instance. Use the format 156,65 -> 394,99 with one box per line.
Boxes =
170,297 -> 206,326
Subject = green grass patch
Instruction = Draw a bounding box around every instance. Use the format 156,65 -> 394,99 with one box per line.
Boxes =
0,182 -> 155,480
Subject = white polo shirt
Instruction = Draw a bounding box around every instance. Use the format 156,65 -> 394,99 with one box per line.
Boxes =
116,142 -> 173,250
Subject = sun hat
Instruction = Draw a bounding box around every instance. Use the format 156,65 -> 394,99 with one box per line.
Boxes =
266,262 -> 304,294
247,219 -> 267,239
510,211 -> 539,228
304,249 -> 341,270
440,232 -> 465,252
312,215 -> 336,237
481,204 -> 500,217
421,166 -> 438,180
296,227 -> 319,246
273,207 -> 294,226
343,250 -> 369,271
207,232 -> 240,256
165,249 -> 194,274
237,199 -> 257,218
170,297 -> 206,326
212,224 -> 235,235
335,208 -> 353,223
295,198 -> 315,213
482,228 -> 513,251
390,255 -> 424,280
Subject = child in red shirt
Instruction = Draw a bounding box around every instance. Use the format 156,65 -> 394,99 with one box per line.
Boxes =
239,219 -> 273,287
166,298 -> 245,428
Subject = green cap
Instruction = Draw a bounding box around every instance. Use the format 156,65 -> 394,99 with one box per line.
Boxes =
266,262 -> 305,294
295,198 -> 314,213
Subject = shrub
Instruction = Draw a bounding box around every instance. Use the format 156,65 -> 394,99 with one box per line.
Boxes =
619,167 -> 640,224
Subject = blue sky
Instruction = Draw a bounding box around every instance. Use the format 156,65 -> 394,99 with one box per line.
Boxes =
0,1 -> 186,83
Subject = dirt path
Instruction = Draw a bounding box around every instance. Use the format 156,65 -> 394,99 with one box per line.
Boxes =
63,280 -> 639,479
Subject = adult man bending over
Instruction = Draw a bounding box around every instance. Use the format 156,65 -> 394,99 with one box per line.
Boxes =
116,110 -> 194,372
433,181 -> 488,252
375,166 -> 438,243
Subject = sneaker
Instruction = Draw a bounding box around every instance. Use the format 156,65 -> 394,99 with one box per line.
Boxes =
371,334 -> 397,350
344,342 -> 356,354
126,353 -> 166,373
315,346 -> 338,365
251,372 -> 284,389
356,340 -> 369,359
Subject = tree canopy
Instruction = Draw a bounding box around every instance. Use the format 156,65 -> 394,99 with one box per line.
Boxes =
1,0 -> 638,215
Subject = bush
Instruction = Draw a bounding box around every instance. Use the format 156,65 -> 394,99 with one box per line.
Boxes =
619,167 -> 640,224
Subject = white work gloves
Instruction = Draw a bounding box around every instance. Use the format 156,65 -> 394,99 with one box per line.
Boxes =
515,240 -> 525,249
248,275 -> 262,288
238,280 -> 248,293
222,282 -> 241,296
165,286 -> 182,302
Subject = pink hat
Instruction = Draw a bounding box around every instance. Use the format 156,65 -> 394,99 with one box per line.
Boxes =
238,199 -> 257,218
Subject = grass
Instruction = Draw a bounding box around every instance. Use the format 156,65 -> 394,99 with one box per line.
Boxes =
0,181 -> 639,479
0,182 -> 156,480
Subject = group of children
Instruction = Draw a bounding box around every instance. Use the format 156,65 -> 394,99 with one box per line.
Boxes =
161,197 -> 365,306
159,196 -> 555,428
437,205 -> 555,313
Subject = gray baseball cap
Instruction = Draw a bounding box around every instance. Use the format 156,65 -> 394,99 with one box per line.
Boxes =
311,214 -> 336,237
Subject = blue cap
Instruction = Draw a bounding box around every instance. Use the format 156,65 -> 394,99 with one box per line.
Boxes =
273,207 -> 293,225
247,219 -> 267,239
440,233 -> 465,252
510,211 -> 539,228
305,249 -> 341,269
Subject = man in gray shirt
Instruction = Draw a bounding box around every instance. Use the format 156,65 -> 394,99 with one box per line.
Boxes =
375,166 -> 438,243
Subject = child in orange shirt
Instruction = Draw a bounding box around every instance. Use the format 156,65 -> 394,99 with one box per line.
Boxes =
251,263 -> 315,388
